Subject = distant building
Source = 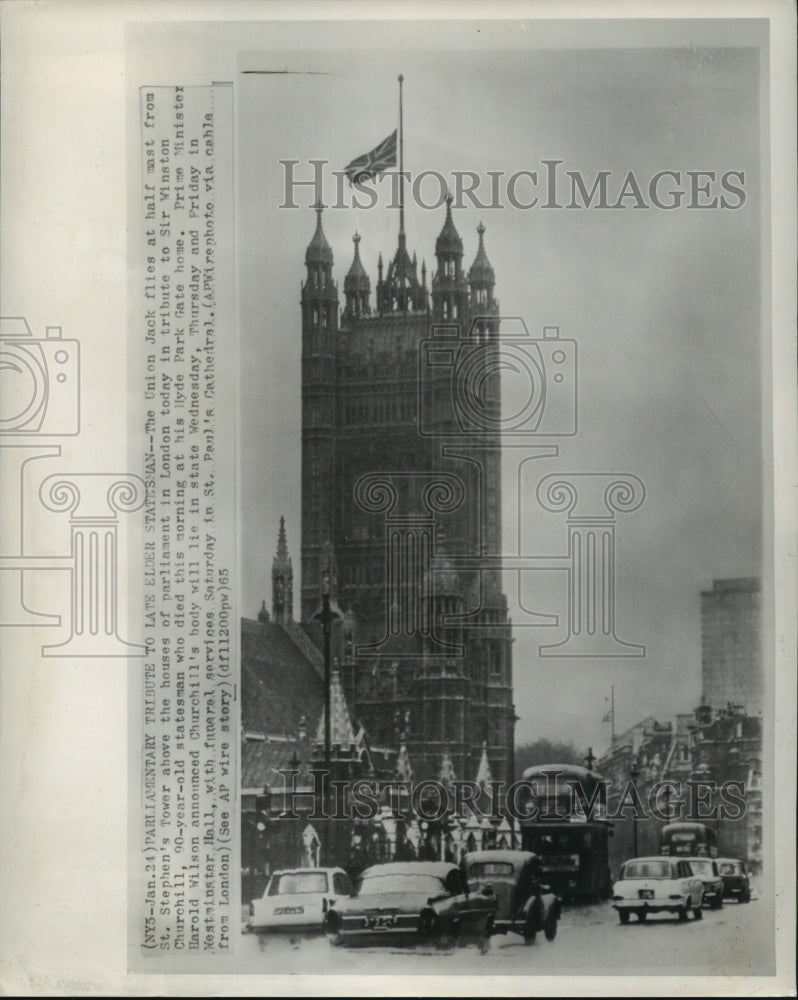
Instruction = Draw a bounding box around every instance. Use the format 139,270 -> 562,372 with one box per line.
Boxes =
691,704 -> 762,871
597,715 -> 694,871
596,705 -> 762,874
701,577 -> 762,716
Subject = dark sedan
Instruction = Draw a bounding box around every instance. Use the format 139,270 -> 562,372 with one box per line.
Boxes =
324,861 -> 497,951
717,858 -> 752,902
463,849 -> 561,944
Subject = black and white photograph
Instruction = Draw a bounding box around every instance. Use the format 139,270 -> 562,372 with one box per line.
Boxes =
0,3 -> 795,996
236,23 -> 773,979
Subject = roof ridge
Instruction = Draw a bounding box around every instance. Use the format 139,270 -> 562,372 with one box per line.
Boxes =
281,619 -> 324,679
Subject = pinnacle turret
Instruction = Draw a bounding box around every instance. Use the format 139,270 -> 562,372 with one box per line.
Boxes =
272,515 -> 293,624
343,232 -> 371,320
305,202 -> 333,265
468,222 -> 495,284
435,194 -> 463,256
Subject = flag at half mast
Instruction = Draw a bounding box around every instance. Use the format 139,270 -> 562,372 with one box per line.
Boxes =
343,129 -> 397,185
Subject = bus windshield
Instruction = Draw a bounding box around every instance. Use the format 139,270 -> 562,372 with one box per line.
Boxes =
526,828 -> 593,854
660,824 -> 717,857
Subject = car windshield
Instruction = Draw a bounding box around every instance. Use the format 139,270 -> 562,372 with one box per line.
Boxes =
469,862 -> 514,879
689,860 -> 712,875
268,872 -> 328,895
621,860 -> 673,880
719,862 -> 741,875
357,873 -> 448,896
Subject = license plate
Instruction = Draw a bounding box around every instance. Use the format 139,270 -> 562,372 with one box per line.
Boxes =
638,889 -> 654,899
274,906 -> 304,915
367,915 -> 396,929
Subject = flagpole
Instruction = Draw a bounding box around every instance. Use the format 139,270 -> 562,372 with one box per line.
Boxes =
398,74 -> 405,240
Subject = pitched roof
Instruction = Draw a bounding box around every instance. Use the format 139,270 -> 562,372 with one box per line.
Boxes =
314,669 -> 356,747
241,617 -> 324,736
241,735 -> 315,792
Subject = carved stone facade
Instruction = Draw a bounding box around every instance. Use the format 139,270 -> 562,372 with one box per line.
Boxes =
299,201 -> 514,787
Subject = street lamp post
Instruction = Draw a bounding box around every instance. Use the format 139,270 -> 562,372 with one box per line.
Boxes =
629,757 -> 641,857
313,561 -> 340,863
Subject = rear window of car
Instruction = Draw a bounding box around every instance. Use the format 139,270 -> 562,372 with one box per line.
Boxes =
357,873 -> 448,896
622,860 -> 673,880
469,862 -> 514,878
268,872 -> 328,895
719,862 -> 741,875
689,860 -> 712,875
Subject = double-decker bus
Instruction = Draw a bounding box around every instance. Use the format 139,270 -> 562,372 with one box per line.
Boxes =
660,821 -> 718,859
518,764 -> 613,901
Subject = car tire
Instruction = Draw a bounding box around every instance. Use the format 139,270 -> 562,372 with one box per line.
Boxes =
522,915 -> 537,945
544,911 -> 558,941
637,910 -> 647,922
678,906 -> 688,922
741,890 -> 750,903
619,910 -> 630,925
693,902 -> 703,920
436,919 -> 459,951
478,915 -> 494,955
711,893 -> 723,909
325,913 -> 344,947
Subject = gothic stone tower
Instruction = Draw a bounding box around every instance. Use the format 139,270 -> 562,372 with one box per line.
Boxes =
300,199 -> 514,787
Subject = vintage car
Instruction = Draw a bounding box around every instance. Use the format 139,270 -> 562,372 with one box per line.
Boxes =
684,856 -> 724,908
717,858 -> 752,902
463,849 -> 561,945
249,867 -> 353,932
612,856 -> 704,923
324,861 -> 497,951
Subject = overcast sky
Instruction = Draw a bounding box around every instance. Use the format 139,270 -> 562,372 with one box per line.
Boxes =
236,21 -> 765,754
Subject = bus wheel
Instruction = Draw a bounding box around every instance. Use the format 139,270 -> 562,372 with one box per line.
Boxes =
618,910 -> 630,925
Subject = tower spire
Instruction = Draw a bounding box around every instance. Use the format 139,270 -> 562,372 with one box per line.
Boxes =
272,515 -> 293,624
398,74 -> 405,242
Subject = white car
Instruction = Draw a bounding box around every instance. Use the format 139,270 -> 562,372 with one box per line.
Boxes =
249,867 -> 354,932
612,856 -> 704,924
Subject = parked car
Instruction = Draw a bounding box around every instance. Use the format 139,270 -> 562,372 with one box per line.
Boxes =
324,861 -> 497,951
249,867 -> 353,932
463,849 -> 561,945
684,857 -> 724,908
612,856 -> 704,923
717,858 -> 752,902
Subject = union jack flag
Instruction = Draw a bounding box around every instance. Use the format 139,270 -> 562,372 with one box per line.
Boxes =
343,129 -> 397,185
